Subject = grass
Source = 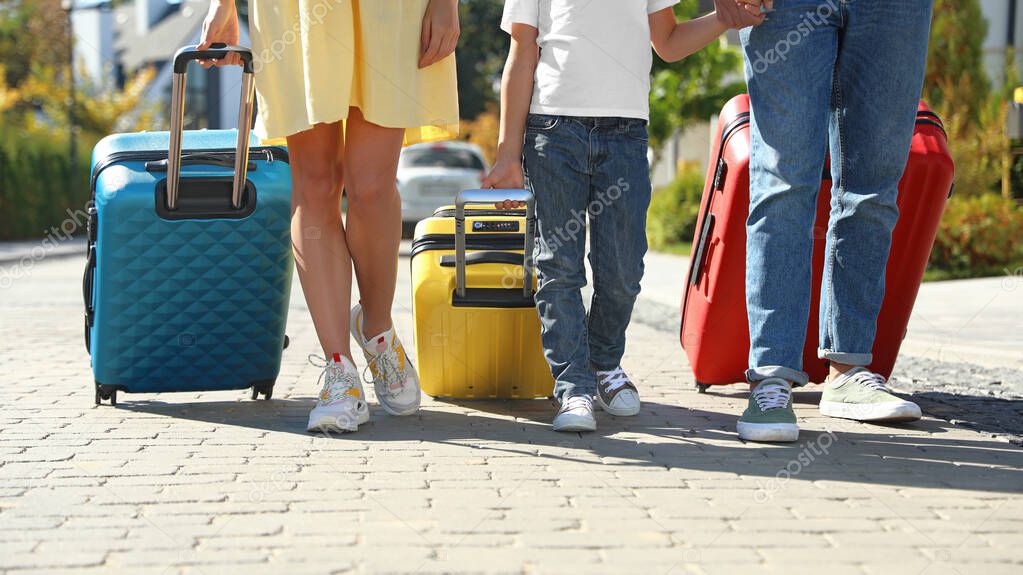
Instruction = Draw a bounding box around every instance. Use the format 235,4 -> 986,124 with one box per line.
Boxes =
652,241 -> 693,257
923,262 -> 1023,282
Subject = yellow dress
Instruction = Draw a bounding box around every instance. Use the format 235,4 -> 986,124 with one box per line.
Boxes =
248,0 -> 459,145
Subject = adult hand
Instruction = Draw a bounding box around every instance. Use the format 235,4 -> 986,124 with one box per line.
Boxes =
714,0 -> 767,29
197,0 -> 241,68
738,0 -> 773,18
419,0 -> 460,69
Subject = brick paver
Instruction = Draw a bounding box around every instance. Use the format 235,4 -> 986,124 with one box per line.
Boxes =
0,255 -> 1020,574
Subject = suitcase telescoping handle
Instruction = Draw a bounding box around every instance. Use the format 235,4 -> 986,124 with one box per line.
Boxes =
166,44 -> 256,210
454,189 -> 536,299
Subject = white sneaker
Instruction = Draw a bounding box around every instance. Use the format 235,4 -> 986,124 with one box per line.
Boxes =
350,304 -> 421,416
594,366 -> 641,416
307,353 -> 370,433
553,395 -> 597,432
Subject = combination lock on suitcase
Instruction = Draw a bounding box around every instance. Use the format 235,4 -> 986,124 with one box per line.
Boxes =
84,45 -> 294,405
411,189 -> 554,399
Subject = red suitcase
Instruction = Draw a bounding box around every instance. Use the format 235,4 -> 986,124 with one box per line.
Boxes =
680,94 -> 954,391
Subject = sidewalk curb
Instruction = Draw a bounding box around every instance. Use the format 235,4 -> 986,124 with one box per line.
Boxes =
0,239 -> 86,266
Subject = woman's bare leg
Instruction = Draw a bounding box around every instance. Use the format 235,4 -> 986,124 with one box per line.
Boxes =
343,107 -> 405,339
287,122 -> 353,359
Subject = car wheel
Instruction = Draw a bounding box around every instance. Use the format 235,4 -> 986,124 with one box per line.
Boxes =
401,222 -> 417,239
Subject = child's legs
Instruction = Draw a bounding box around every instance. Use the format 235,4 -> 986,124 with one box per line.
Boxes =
740,2 -> 839,386
523,115 -> 595,401
818,0 -> 933,367
586,119 -> 652,371
287,122 -> 352,358
343,107 -> 406,339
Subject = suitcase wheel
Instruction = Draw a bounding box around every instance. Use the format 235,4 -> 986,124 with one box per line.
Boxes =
251,381 -> 275,401
283,335 -> 290,350
696,382 -> 711,394
94,382 -> 118,406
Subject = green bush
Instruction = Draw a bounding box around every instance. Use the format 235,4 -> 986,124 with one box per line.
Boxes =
0,128 -> 91,241
928,194 -> 1023,278
647,168 -> 705,252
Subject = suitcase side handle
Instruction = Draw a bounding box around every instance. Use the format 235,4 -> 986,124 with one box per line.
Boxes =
439,251 -> 525,268
166,44 -> 256,211
454,189 -> 535,299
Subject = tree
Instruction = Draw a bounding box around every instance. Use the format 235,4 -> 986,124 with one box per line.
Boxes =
0,0 -> 71,113
924,0 -> 1006,197
924,0 -> 990,117
0,0 -> 155,240
455,0 -> 505,120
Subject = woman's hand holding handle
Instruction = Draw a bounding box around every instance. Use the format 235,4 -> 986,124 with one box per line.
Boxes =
198,0 -> 241,68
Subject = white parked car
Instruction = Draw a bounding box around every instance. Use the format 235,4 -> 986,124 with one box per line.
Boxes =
398,141 -> 489,235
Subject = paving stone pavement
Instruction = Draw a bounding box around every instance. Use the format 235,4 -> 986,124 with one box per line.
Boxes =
1,254 -> 1021,574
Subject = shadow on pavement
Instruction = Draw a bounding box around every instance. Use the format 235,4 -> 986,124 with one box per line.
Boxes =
118,395 -> 1022,494
910,390 -> 1023,444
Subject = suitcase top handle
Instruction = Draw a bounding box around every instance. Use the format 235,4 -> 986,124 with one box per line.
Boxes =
454,189 -> 536,300
166,44 -> 256,211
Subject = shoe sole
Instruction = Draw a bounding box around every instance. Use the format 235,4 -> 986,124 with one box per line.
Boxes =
307,416 -> 357,433
819,400 -> 922,422
594,391 -> 640,417
737,421 -> 799,443
306,406 -> 370,433
377,395 -> 420,417
553,414 -> 597,432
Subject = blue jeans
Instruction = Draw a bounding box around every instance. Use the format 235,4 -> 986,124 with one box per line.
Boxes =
740,0 -> 933,385
522,114 -> 652,401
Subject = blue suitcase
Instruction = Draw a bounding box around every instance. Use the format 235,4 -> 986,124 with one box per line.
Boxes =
83,45 -> 293,405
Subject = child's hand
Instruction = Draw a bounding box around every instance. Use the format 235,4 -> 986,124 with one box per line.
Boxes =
481,159 -> 527,209
494,199 -> 527,210
482,158 -> 524,190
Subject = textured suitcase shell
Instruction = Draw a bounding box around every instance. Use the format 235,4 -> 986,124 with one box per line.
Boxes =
410,207 -> 553,399
680,95 -> 955,387
87,130 -> 293,396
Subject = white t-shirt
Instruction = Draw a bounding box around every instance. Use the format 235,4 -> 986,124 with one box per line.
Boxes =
501,0 -> 679,120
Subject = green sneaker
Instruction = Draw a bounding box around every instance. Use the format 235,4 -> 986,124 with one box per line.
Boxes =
737,378 -> 799,443
819,367 -> 921,422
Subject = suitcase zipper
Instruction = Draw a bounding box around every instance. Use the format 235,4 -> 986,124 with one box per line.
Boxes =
431,208 -> 527,218
90,147 -> 289,192
410,233 -> 527,260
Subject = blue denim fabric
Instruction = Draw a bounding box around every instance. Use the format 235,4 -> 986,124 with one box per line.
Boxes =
740,0 -> 933,385
522,114 -> 652,401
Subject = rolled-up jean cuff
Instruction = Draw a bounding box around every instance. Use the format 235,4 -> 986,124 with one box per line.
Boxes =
817,349 -> 872,366
746,366 -> 809,387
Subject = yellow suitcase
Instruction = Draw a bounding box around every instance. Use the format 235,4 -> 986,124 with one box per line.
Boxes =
410,189 -> 554,399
